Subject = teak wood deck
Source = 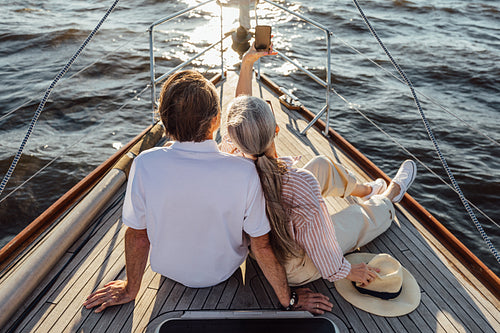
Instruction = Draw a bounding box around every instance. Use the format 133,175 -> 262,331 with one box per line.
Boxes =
3,71 -> 499,332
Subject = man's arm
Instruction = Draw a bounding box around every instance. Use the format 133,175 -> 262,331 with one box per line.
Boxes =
250,233 -> 333,314
83,227 -> 150,312
250,233 -> 290,306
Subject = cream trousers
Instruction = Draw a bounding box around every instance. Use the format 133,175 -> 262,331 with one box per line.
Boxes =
285,155 -> 395,286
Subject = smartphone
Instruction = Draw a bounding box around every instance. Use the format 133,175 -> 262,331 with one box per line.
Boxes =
255,25 -> 272,51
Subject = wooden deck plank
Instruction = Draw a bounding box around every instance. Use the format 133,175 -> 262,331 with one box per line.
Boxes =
216,276 -> 240,310
44,246 -> 126,332
79,268 -> 126,333
131,287 -> 160,333
384,221 -> 499,331
366,234 -> 484,333
397,203 -> 500,311
120,272 -> 167,333
395,214 -> 500,325
31,235 -> 125,332
101,265 -> 158,332
311,279 -> 351,326
5,197 -> 124,332
228,260 -> 261,309
330,288 -> 370,333
202,281 -> 227,310
419,292 -> 463,333
175,285 -> 198,311
49,214 -> 126,303
14,302 -> 57,333
9,252 -> 72,332
157,280 -> 185,313
246,258 -> 278,309
188,288 -> 212,310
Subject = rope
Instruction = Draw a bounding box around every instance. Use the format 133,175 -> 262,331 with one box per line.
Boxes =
352,0 -> 500,263
0,0 -> 121,198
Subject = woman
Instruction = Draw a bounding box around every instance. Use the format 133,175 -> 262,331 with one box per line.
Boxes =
220,45 -> 417,292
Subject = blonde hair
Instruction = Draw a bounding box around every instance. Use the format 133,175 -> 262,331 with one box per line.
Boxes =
227,96 -> 301,264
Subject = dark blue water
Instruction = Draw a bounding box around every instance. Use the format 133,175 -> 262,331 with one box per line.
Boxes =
0,0 -> 499,275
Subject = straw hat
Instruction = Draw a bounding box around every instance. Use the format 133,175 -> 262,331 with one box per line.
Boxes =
334,253 -> 421,317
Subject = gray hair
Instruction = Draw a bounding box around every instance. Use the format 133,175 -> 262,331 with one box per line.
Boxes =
226,95 -> 302,264
226,96 -> 276,157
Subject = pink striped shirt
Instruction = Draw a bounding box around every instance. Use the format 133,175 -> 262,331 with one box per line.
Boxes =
219,135 -> 351,281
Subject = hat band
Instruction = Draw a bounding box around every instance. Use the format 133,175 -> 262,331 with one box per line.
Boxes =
352,282 -> 402,300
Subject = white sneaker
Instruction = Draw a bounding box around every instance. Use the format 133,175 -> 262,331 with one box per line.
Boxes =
391,160 -> 417,203
362,178 -> 388,201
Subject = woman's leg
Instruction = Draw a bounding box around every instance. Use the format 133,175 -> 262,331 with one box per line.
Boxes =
331,195 -> 395,254
302,155 -> 358,198
303,155 -> 386,199
284,254 -> 323,286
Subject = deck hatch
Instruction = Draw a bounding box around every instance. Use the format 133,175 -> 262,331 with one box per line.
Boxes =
154,311 -> 340,333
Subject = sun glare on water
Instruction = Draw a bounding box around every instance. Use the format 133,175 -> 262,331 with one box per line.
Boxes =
167,1 -> 243,68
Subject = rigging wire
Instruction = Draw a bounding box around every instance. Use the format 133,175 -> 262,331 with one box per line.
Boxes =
0,31 -> 147,124
0,84 -> 150,205
331,34 -> 500,148
351,0 -> 500,263
0,0 -> 121,198
330,87 -> 500,231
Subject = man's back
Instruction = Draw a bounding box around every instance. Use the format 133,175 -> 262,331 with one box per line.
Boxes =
123,140 -> 270,287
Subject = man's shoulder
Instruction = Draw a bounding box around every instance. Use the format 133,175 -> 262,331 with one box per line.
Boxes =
217,151 -> 255,167
134,146 -> 167,162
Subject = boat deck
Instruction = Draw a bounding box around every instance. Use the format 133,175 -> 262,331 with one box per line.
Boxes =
4,71 -> 499,332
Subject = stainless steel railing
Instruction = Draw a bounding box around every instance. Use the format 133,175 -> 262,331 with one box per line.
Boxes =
149,0 -> 333,135
258,0 -> 332,136
148,0 -> 226,123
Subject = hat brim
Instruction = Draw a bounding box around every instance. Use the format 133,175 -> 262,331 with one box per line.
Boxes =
334,253 -> 421,317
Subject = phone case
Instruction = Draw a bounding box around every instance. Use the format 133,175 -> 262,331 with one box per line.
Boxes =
255,25 -> 272,50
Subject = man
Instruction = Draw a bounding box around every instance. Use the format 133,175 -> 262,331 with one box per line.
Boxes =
84,70 -> 332,314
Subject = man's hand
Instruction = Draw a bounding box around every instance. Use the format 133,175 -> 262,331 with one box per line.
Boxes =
293,288 -> 333,315
346,263 -> 379,286
83,227 -> 149,313
83,280 -> 136,313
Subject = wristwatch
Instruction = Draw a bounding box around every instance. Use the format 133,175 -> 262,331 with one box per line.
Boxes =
282,291 -> 298,311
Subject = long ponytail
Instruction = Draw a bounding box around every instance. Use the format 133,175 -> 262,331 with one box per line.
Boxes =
227,96 -> 301,264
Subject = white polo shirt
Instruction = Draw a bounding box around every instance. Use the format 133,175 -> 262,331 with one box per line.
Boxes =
122,140 -> 270,288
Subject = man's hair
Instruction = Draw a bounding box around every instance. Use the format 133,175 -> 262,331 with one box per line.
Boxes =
158,70 -> 220,142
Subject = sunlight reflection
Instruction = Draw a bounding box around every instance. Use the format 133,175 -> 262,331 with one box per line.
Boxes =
153,0 -> 305,74
436,310 -> 466,332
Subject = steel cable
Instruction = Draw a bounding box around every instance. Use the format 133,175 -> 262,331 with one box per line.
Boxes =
0,0 -> 121,198
352,0 -> 499,263
331,33 -> 500,147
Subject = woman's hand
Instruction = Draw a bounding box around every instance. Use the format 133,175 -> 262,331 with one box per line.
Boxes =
292,287 -> 333,315
236,42 -> 277,96
241,42 -> 278,66
346,263 -> 380,286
